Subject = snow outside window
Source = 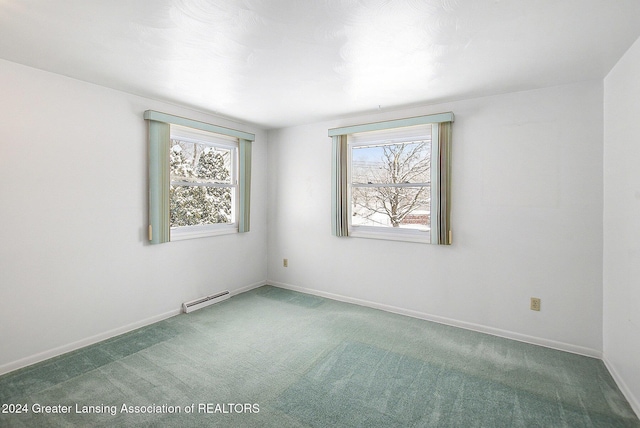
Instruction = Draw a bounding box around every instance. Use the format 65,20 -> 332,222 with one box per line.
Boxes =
348,124 -> 434,243
145,110 -> 253,244
169,125 -> 238,240
329,112 -> 452,245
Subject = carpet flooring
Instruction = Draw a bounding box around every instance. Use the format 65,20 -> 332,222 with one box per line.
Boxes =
0,285 -> 638,427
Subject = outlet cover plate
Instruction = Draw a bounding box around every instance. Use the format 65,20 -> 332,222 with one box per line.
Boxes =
530,297 -> 541,311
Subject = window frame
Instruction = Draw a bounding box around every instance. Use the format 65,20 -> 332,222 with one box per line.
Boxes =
168,124 -> 239,241
329,112 -> 453,245
347,124 -> 438,244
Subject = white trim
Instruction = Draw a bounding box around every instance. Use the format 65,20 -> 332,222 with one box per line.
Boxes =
170,223 -> 238,241
603,357 -> 640,419
230,279 -> 268,296
0,280 -> 268,376
0,309 -> 180,376
267,280 -> 603,359
349,227 -> 431,244
430,124 -> 440,244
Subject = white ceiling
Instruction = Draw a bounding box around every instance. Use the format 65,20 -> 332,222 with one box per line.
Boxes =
1,0 -> 640,129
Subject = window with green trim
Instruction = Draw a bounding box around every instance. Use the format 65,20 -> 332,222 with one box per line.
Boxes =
145,110 -> 253,244
329,113 -> 452,244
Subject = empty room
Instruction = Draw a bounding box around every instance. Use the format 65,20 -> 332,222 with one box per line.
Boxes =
1,0 -> 639,426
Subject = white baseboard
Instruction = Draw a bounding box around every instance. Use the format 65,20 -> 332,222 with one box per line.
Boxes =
230,279 -> 267,297
0,280 -> 268,377
268,280 -> 603,359
0,308 -> 180,377
603,357 -> 640,419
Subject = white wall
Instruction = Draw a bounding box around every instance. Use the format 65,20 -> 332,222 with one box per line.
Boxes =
0,59 -> 268,373
267,81 -> 604,355
603,36 -> 640,414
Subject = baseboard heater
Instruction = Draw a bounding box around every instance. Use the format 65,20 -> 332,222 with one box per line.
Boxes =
182,290 -> 230,313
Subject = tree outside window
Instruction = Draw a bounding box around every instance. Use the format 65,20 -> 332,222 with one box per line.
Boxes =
169,139 -> 234,228
351,140 -> 431,231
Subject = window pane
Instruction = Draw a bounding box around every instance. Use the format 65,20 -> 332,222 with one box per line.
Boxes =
352,141 -> 431,185
351,186 -> 430,231
170,139 -> 232,185
170,185 -> 233,227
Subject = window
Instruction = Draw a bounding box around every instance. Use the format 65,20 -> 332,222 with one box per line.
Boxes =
145,110 -> 254,244
330,113 -> 453,244
349,125 -> 432,241
169,125 -> 238,239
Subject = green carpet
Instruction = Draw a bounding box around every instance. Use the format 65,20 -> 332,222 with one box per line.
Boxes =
0,285 -> 638,427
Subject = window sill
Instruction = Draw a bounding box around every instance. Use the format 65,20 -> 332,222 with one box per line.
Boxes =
170,224 -> 238,241
349,226 -> 431,244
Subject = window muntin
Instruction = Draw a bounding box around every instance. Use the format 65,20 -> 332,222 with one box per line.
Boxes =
169,125 -> 238,234
348,124 -> 435,240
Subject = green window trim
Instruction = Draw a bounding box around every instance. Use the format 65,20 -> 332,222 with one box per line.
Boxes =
145,110 -> 254,244
329,112 -> 453,245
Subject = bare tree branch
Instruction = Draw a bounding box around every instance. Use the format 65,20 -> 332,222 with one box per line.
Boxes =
352,141 -> 431,228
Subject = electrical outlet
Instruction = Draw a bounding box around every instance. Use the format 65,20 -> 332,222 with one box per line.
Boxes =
530,297 -> 541,311
283,258 -> 288,268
